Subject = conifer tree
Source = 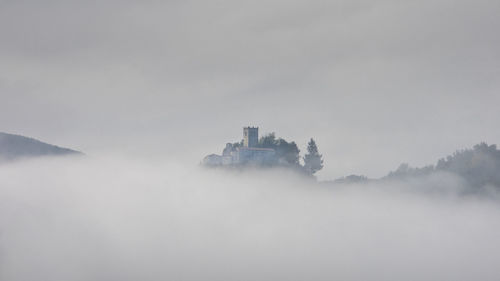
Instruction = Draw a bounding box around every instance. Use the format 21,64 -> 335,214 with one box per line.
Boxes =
303,138 -> 323,175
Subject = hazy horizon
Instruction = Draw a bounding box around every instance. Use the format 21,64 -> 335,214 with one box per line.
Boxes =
1,1 -> 500,280
1,0 -> 499,179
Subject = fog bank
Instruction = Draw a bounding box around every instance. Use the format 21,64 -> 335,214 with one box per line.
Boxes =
1,156 -> 500,281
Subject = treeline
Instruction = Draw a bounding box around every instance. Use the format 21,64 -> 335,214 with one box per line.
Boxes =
385,143 -> 500,189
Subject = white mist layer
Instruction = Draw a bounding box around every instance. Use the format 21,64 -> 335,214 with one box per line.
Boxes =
1,156 -> 500,281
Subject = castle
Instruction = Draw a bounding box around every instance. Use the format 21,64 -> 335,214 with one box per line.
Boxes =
202,127 -> 276,166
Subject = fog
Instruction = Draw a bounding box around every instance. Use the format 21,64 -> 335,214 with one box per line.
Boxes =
1,0 -> 500,279
1,155 -> 500,281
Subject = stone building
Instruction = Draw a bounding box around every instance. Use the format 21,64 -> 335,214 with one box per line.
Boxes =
233,146 -> 275,164
202,126 -> 276,166
243,127 -> 258,148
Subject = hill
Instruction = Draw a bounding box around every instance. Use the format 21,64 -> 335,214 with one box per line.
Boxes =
384,143 -> 500,189
0,132 -> 82,162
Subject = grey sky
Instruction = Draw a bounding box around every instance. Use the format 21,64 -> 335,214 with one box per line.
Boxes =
1,0 -> 499,179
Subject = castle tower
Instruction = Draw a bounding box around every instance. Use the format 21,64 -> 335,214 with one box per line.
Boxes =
243,127 -> 258,147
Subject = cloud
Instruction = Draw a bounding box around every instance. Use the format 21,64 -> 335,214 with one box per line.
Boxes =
1,156 -> 500,280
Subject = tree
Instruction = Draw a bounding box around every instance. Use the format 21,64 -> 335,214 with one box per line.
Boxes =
258,133 -> 300,165
259,133 -> 277,148
303,138 -> 323,175
276,139 -> 300,165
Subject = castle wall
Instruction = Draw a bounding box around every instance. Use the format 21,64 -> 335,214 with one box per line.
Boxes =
237,147 -> 275,164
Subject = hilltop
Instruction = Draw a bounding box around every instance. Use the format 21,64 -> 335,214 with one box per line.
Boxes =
202,127 -> 323,176
331,142 -> 500,194
0,132 -> 82,162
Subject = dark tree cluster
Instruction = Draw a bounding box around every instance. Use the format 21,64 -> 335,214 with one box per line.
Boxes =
385,142 -> 500,189
257,133 -> 300,165
334,174 -> 368,184
257,133 -> 324,175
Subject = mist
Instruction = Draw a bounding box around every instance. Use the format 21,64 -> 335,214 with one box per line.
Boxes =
1,155 -> 500,281
2,0 -> 500,279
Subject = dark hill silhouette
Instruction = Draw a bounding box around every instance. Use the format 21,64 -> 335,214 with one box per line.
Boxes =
0,132 -> 82,162
385,143 -> 500,189
329,143 -> 500,193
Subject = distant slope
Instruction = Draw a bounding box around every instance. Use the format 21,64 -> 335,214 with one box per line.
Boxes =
327,142 -> 500,193
384,142 -> 500,190
0,132 -> 82,162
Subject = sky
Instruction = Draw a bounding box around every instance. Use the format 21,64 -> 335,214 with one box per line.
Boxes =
1,0 -> 500,179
